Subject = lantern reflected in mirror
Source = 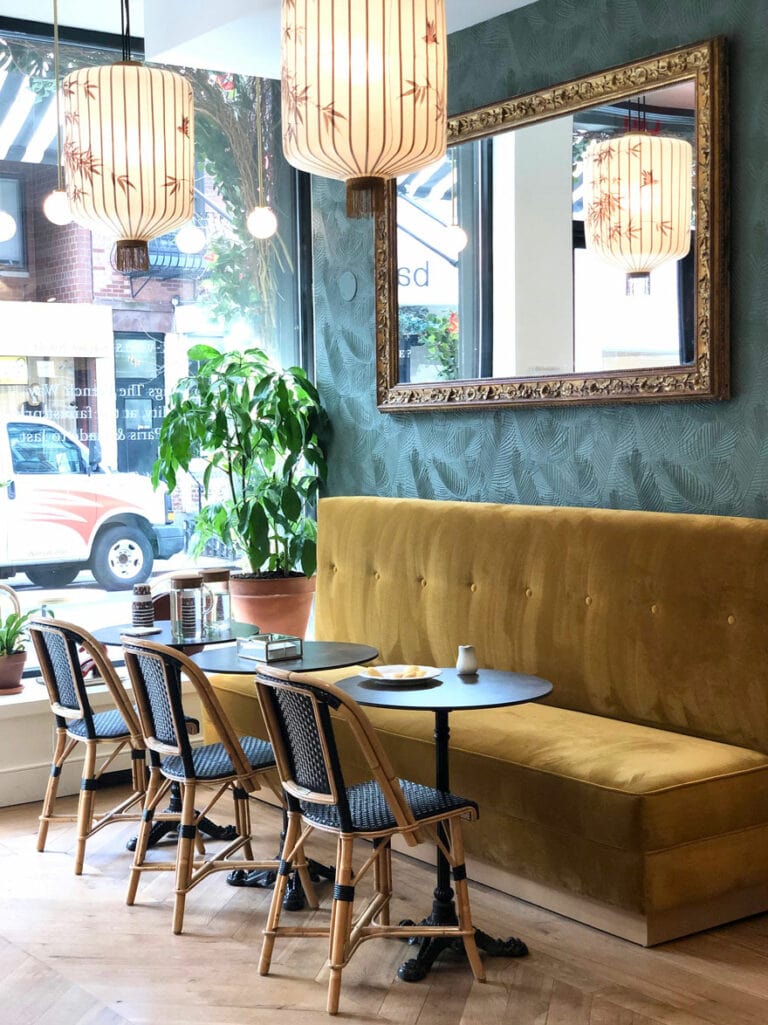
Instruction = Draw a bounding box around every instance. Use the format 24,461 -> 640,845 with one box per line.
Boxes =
584,133 -> 693,295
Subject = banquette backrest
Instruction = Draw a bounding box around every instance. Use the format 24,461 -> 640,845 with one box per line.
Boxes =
315,496 -> 768,753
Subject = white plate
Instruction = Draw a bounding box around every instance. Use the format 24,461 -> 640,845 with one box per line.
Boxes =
360,664 -> 441,683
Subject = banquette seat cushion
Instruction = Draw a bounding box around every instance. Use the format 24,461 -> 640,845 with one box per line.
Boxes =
207,496 -> 768,945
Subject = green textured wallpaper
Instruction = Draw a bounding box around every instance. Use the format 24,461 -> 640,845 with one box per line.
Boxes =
313,0 -> 768,517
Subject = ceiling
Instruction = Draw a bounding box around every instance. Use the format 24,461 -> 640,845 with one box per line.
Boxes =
0,1 -> 536,77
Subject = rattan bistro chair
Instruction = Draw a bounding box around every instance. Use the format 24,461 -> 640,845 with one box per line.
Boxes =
121,636 -> 316,934
30,617 -> 146,875
253,666 -> 485,1016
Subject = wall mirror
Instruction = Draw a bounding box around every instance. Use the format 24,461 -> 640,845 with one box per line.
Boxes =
374,37 -> 728,411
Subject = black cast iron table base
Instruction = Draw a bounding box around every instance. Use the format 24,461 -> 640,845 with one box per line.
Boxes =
335,670 -> 552,983
397,890 -> 528,982
125,783 -> 237,852
125,814 -> 237,852
226,857 -> 336,911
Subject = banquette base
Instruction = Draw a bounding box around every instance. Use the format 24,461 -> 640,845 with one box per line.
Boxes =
204,497 -> 768,946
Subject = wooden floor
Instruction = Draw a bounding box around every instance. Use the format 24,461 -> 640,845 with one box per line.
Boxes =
2,791 -> 768,1025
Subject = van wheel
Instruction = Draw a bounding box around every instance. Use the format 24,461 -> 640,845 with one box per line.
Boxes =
91,526 -> 153,591
25,565 -> 80,589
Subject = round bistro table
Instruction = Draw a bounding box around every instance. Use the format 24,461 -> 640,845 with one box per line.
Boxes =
191,639 -> 379,675
91,620 -> 255,649
336,666 -> 553,982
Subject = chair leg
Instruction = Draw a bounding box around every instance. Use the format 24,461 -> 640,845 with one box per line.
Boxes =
37,729 -> 74,852
259,809 -> 302,976
233,786 -> 254,860
130,749 -> 147,798
327,834 -> 355,1015
127,767 -> 164,906
372,838 -> 392,926
74,741 -> 98,875
449,820 -> 485,983
173,782 -> 198,935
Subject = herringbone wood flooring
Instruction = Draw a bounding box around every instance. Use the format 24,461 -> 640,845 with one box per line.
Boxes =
1,790 -> 768,1024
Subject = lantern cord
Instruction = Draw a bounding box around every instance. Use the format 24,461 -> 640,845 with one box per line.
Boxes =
52,0 -> 63,191
626,95 -> 648,133
451,147 -> 458,226
255,79 -> 266,206
121,0 -> 131,62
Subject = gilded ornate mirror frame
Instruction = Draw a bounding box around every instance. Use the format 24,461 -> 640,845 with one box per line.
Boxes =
374,37 -> 729,412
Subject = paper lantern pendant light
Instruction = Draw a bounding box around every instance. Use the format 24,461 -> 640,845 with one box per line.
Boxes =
281,0 -> 447,218
584,132 -> 693,295
62,61 -> 194,271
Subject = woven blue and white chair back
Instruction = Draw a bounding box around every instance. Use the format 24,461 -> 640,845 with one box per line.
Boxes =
255,669 -> 417,838
121,639 -> 194,774
121,636 -> 262,784
30,618 -> 115,736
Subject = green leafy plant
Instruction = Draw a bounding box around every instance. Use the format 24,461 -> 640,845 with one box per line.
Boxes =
0,608 -> 36,656
152,344 -> 328,578
422,311 -> 460,380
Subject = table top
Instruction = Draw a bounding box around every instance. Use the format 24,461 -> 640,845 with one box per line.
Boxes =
92,621 -> 255,649
336,667 -> 553,713
191,640 -> 379,675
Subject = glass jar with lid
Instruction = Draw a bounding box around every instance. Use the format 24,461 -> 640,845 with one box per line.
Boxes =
200,568 -> 231,637
169,572 -> 204,642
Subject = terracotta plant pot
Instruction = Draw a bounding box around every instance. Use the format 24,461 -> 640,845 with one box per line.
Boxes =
0,651 -> 26,695
230,575 -> 315,638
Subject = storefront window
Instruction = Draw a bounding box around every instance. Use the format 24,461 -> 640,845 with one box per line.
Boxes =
0,21 -> 311,619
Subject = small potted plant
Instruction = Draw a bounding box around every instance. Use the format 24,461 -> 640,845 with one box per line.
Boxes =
153,344 -> 328,636
0,599 -> 35,695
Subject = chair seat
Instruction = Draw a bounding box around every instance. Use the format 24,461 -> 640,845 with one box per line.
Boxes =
160,735 -> 274,782
303,777 -> 477,833
67,708 -> 133,741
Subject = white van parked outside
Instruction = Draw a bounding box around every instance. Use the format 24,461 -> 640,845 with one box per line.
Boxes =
0,417 -> 184,589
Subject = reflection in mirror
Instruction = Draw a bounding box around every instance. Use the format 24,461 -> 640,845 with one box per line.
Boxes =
375,37 -> 728,411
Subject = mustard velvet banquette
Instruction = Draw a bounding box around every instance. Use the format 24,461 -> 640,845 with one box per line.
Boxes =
207,496 -> 768,945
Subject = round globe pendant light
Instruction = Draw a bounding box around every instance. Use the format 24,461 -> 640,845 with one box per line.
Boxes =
246,206 -> 278,240
62,1 -> 194,271
175,222 -> 207,254
43,189 -> 72,225
281,0 -> 447,219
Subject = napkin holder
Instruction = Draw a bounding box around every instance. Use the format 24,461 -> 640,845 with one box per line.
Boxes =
236,633 -> 303,663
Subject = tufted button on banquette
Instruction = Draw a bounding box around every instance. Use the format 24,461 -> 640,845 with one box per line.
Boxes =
651,604 -> 658,614
727,614 -> 736,625
374,572 -> 381,581
470,583 -> 478,592
585,596 -> 593,607
525,587 -> 533,598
